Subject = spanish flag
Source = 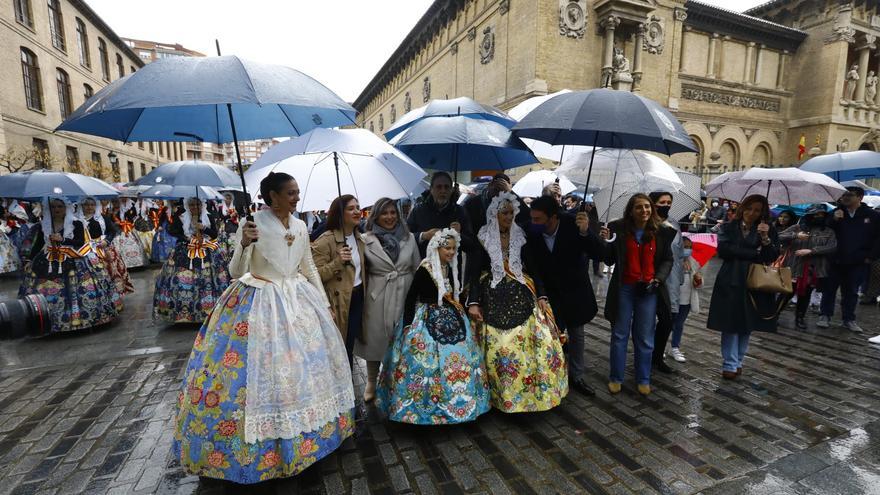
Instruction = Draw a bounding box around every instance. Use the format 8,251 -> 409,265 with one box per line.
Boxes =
797,134 -> 806,160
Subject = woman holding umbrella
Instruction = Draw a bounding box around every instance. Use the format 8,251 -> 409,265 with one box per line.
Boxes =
778,205 -> 837,330
466,192 -> 568,412
357,197 -> 421,403
80,197 -> 134,297
599,194 -> 675,396
19,197 -> 120,334
153,197 -> 230,323
707,194 -> 779,379
173,172 -> 354,484
377,228 -> 490,424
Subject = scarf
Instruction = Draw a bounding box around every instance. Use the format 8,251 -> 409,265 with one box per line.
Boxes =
478,192 -> 526,288
372,221 -> 406,262
423,228 -> 461,306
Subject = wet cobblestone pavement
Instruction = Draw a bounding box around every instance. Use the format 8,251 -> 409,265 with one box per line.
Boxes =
1,262 -> 879,494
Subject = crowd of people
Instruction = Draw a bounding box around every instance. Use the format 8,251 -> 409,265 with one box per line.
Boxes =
1,171 -> 879,485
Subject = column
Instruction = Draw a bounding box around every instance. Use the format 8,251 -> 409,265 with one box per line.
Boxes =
679,26 -> 691,71
707,33 -> 719,78
776,50 -> 788,89
601,16 -> 620,87
744,42 -> 755,84
632,23 -> 645,91
753,44 -> 765,85
855,35 -> 875,103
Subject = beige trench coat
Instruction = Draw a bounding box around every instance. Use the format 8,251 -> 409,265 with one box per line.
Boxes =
311,229 -> 366,342
355,232 -> 421,361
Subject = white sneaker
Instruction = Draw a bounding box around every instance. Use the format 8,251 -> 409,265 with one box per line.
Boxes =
670,348 -> 686,363
869,335 -> 880,344
843,321 -> 864,333
816,316 -> 831,328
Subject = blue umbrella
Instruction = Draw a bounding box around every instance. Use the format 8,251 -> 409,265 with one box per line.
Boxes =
139,184 -> 224,201
55,54 -> 355,206
384,96 -> 516,140
134,160 -> 241,190
800,150 -> 880,181
512,89 -> 697,194
389,116 -> 537,179
0,170 -> 119,200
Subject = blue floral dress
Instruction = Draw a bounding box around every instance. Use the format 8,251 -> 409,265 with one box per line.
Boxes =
151,208 -> 178,263
377,265 -> 490,424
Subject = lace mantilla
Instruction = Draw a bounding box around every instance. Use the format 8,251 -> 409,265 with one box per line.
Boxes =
478,192 -> 526,288
423,228 -> 460,305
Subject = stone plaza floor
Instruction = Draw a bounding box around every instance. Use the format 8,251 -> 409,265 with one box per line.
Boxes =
0,262 -> 878,494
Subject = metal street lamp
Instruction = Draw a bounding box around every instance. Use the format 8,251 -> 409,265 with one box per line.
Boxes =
107,151 -> 118,167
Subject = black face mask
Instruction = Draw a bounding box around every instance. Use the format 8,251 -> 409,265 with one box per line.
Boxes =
809,216 -> 826,226
656,205 -> 671,219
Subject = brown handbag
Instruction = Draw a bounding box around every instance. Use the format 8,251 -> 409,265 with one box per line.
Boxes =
746,263 -> 793,295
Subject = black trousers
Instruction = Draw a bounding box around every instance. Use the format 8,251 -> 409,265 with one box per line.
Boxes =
653,298 -> 673,364
345,285 -> 364,367
795,285 -> 815,319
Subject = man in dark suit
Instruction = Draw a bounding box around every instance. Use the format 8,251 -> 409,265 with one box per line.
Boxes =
527,196 -> 605,396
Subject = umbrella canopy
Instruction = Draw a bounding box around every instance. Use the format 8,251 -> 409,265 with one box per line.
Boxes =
55,56 -> 355,144
800,150 -> 880,181
863,195 -> 880,208
839,179 -> 878,191
139,184 -> 224,200
0,170 -> 119,200
705,167 -> 846,205
512,170 -> 576,198
245,128 -> 427,213
134,160 -> 241,190
389,116 -> 537,174
681,233 -> 717,267
384,97 -> 515,140
512,89 -> 697,154
506,89 -> 590,161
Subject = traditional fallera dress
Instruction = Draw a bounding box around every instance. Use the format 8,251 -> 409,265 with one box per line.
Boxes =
134,200 -> 156,261
0,227 -> 21,274
153,203 -> 231,323
18,200 -> 120,334
468,193 -> 567,413
83,206 -> 134,297
173,209 -> 354,484
151,206 -> 178,263
216,200 -> 239,266
377,229 -> 490,424
111,204 -> 149,269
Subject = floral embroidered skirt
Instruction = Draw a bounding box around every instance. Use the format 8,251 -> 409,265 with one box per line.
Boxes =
136,230 -> 154,260
151,229 -> 177,263
9,224 -> 33,260
482,308 -> 568,413
377,303 -> 490,424
217,230 -> 236,267
153,244 -> 230,324
112,232 -> 148,269
0,232 -> 21,274
18,256 -> 120,334
96,245 -> 134,296
173,282 -> 355,484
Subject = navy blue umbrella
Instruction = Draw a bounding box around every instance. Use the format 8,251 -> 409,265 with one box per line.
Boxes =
139,184 -> 224,201
389,116 -> 537,179
512,89 -> 697,193
0,170 -> 119,200
384,96 -> 516,140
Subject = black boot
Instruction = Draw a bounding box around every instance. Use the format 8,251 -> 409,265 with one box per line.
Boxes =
795,314 -> 807,330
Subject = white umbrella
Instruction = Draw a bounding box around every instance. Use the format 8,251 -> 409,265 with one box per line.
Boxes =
511,170 -> 576,198
705,167 -> 846,205
245,128 -> 427,213
507,89 -> 591,162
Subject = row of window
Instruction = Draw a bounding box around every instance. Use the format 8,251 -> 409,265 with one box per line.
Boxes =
15,0 -> 133,85
32,137 -> 150,181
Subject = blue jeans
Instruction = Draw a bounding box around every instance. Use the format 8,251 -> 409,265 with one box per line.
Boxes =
609,284 -> 657,385
671,304 -> 691,348
720,331 -> 750,372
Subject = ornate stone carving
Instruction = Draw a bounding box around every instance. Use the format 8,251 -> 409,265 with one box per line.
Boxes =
480,26 -> 495,64
844,64 -> 859,102
559,1 -> 587,39
838,138 -> 850,152
369,121 -> 374,132
404,92 -> 412,112
599,14 -> 619,32
450,41 -> 459,54
390,104 -> 397,123
499,0 -> 509,15
642,15 -> 664,55
681,85 -> 781,112
423,77 -> 431,103
867,71 -> 878,105
379,113 -> 384,132
673,7 -> 687,22
467,27 -> 477,41
824,25 -> 856,44
611,47 -> 632,91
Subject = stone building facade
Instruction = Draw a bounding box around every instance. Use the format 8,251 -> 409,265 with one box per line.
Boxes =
0,0 -> 185,182
354,0 -> 880,182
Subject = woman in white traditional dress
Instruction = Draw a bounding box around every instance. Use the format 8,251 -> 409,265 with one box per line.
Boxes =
173,172 -> 354,484
80,197 -> 134,297
110,198 -> 149,269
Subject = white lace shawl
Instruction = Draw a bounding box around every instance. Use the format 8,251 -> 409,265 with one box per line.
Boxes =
180,198 -> 210,238
41,198 -> 76,241
78,197 -> 105,234
477,192 -> 526,288
423,228 -> 461,305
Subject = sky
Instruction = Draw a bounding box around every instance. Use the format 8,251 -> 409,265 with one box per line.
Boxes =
86,0 -> 770,104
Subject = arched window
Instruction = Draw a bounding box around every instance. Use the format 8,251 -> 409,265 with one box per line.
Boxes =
56,68 -> 72,119
75,18 -> 90,68
20,47 -> 43,111
751,143 -> 772,167
83,83 -> 93,100
719,140 -> 740,171
98,38 -> 110,81
14,0 -> 33,28
48,0 -> 65,51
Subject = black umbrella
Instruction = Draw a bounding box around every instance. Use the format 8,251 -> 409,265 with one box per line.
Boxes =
512,89 -> 697,195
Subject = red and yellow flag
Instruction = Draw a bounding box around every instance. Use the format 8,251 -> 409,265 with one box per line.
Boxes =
797,134 -> 806,160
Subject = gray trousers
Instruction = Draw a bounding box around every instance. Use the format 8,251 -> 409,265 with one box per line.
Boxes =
566,324 -> 586,380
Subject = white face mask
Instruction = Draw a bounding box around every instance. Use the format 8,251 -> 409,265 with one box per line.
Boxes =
682,248 -> 693,257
